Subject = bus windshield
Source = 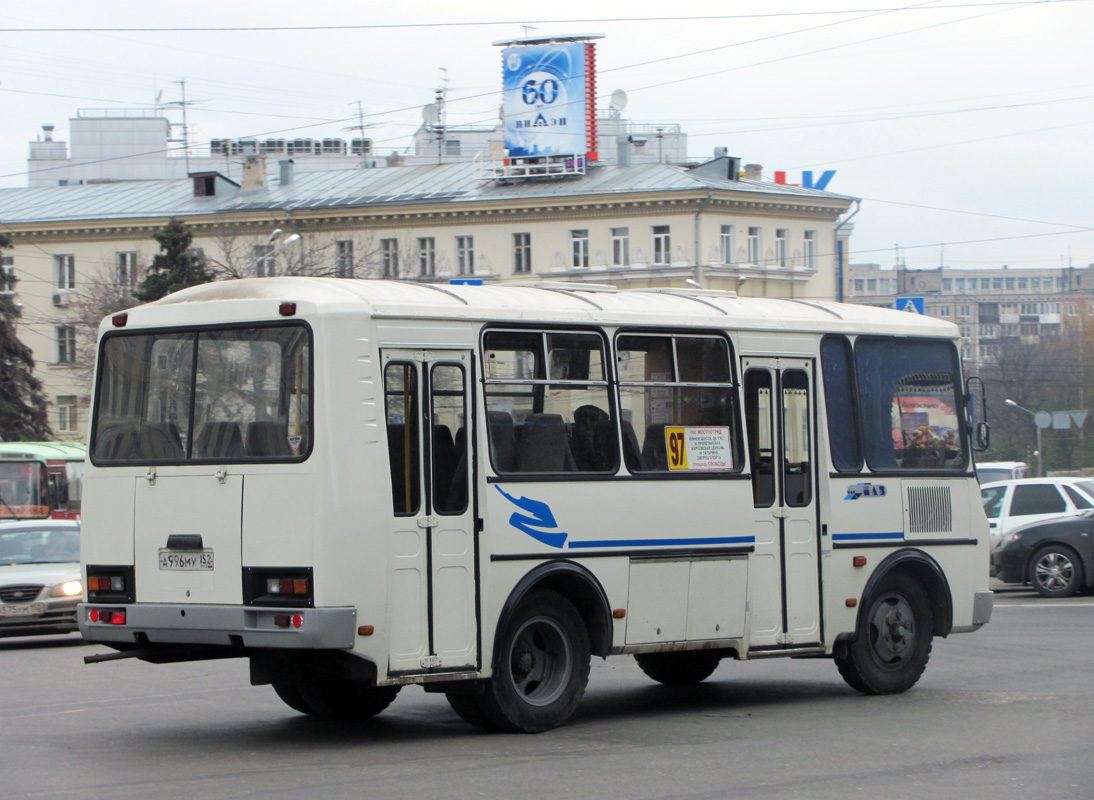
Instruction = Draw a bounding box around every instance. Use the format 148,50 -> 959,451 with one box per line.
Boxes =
0,461 -> 51,519
91,324 -> 312,464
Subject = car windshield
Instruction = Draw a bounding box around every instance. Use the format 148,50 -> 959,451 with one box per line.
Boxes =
977,468 -> 1013,484
981,485 -> 1007,518
1074,480 -> 1094,499
0,527 -> 80,564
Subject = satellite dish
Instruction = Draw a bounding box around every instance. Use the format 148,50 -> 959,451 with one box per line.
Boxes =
422,103 -> 440,126
610,89 -> 628,113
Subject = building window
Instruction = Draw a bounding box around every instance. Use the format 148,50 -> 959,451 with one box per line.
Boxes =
721,225 -> 734,264
938,306 -> 951,317
55,255 -> 75,290
418,237 -> 435,277
854,279 -> 865,293
335,240 -> 354,278
867,279 -> 877,292
252,244 -> 275,277
1057,277 -> 1065,290
1005,277 -> 1015,290
652,226 -> 670,265
775,229 -> 788,267
1018,277 -> 1028,289
803,230 -> 815,270
611,228 -> 630,267
943,279 -> 952,291
0,256 -> 14,294
381,238 -> 399,278
117,252 -> 139,286
57,395 -> 78,433
955,278 -> 965,290
56,325 -> 76,364
456,236 -> 474,275
1031,277 -> 1041,290
747,227 -> 761,264
993,278 -> 1003,290
960,305 -> 971,317
445,140 -> 461,156
571,229 -> 589,268
513,233 -> 532,274
981,278 -> 990,289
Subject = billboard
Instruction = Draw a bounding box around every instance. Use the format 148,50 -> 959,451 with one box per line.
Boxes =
502,42 -> 597,160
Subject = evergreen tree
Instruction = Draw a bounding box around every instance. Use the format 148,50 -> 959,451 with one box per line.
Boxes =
0,233 -> 52,441
133,219 -> 216,303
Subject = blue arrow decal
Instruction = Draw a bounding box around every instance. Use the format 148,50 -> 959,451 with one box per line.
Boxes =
495,485 -> 568,548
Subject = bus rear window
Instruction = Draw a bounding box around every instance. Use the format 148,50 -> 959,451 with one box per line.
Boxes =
91,324 -> 311,464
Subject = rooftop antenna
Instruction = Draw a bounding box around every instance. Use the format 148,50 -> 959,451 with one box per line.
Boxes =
522,24 -> 538,39
164,79 -> 206,173
431,69 -> 448,165
343,101 -> 377,169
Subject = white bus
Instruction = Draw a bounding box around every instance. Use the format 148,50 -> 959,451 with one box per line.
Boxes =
79,279 -> 993,732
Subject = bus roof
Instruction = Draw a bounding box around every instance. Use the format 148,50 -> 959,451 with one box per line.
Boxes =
0,442 -> 87,461
113,277 -> 959,339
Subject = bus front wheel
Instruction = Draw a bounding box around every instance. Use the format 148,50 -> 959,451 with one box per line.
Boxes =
634,652 -> 722,685
836,573 -> 934,695
479,589 -> 591,733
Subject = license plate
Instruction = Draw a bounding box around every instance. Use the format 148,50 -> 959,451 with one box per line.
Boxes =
0,602 -> 46,617
158,549 -> 214,571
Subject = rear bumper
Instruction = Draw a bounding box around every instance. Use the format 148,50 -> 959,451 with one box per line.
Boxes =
78,603 -> 357,649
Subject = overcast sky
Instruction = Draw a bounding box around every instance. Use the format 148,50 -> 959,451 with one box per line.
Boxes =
1,0 -> 1091,272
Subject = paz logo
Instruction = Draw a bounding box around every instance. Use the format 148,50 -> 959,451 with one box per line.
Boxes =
845,483 -> 887,500
496,485 -> 568,548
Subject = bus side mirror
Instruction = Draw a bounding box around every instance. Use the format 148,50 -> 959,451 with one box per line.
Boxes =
965,376 -> 990,452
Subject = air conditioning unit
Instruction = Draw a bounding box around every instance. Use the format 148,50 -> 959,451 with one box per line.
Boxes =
52,292 -> 72,307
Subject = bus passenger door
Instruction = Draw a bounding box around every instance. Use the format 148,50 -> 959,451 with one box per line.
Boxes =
382,350 -> 478,674
742,358 -> 821,651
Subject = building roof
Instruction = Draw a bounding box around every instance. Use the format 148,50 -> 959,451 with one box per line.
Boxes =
0,160 -> 856,226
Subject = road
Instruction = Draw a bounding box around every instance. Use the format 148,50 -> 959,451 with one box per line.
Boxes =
1,586 -> 1091,800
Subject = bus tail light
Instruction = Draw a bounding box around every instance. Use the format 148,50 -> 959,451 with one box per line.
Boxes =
87,607 -> 127,625
242,567 -> 314,608
86,566 -> 135,603
274,613 -> 305,628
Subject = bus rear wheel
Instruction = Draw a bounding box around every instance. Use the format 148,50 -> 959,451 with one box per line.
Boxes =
836,573 -> 933,695
478,589 -> 591,733
634,652 -> 722,685
294,673 -> 402,720
272,682 -> 318,715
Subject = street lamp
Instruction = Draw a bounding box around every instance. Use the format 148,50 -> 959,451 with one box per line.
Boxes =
1005,399 -> 1044,477
251,231 -> 301,277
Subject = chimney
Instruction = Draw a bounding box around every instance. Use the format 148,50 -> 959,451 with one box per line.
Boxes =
279,158 -> 294,187
42,125 -> 55,142
713,147 -> 727,158
616,136 -> 632,167
241,155 -> 267,191
386,153 -> 406,167
744,163 -> 763,181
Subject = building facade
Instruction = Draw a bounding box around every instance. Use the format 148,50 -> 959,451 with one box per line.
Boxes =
844,263 -> 1094,362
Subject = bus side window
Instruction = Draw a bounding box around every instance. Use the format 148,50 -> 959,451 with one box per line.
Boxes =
384,362 -> 420,515
745,370 -> 776,506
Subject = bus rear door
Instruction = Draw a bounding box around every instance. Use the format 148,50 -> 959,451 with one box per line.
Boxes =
382,350 -> 478,674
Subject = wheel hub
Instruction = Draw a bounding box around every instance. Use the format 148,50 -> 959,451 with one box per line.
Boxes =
512,647 -> 536,677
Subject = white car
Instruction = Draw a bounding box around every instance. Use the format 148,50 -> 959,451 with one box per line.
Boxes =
975,461 -> 1030,484
980,478 -> 1094,552
0,520 -> 82,638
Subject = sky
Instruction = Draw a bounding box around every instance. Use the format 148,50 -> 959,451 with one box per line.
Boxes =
1,0 -> 1091,272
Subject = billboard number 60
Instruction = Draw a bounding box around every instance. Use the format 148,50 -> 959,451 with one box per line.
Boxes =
522,79 -> 560,105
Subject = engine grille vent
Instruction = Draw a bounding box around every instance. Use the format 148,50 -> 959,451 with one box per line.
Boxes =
907,485 -> 953,534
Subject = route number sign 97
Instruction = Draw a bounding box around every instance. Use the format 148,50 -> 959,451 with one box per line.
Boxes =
664,427 -> 734,471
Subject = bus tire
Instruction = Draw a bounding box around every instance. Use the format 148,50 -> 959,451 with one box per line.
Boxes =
480,589 -> 590,733
1029,544 -> 1083,598
836,572 -> 933,695
272,682 -> 318,716
297,674 -> 402,720
445,690 -> 499,731
634,652 -> 722,685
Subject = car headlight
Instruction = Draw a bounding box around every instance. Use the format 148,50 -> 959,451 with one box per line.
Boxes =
49,580 -> 83,598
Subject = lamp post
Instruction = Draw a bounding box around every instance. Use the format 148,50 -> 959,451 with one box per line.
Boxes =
1005,399 -> 1044,477
251,230 -> 300,277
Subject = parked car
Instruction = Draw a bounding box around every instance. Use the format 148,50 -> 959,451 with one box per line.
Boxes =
992,511 -> 1094,597
975,460 -> 1030,484
980,477 -> 1094,552
0,520 -> 81,637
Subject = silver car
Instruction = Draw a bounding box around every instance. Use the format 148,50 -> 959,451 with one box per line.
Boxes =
0,520 -> 81,638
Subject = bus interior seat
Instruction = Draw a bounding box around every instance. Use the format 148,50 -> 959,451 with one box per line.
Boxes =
642,423 -> 670,471
195,422 -> 246,459
517,413 -> 576,473
487,411 -> 517,473
443,427 -> 468,514
431,425 -> 457,511
138,423 -> 184,459
618,420 -> 645,472
571,405 -> 610,471
386,423 -> 421,513
247,421 -> 291,457
94,423 -> 140,461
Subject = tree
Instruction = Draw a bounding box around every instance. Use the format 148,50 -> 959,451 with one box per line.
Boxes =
133,219 -> 216,303
72,260 -> 141,383
0,233 -> 52,441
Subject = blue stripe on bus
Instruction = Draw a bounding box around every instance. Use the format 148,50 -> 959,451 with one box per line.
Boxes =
568,536 -> 755,549
831,532 -> 905,541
